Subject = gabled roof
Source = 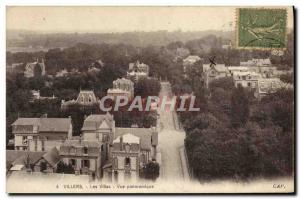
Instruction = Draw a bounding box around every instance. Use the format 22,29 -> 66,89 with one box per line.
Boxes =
39,118 -> 71,132
12,118 -> 40,126
113,78 -> 134,86
12,117 -> 71,133
114,127 -> 157,150
76,90 -> 98,104
81,113 -> 114,131
6,150 -> 46,167
183,55 -> 202,62
59,139 -> 101,157
211,64 -> 228,73
42,147 -> 61,167
113,133 -> 140,144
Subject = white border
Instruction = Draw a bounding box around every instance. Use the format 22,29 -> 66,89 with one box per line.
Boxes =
0,1 -> 298,199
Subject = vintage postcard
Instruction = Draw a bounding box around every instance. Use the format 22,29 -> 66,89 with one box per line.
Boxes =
6,6 -> 294,194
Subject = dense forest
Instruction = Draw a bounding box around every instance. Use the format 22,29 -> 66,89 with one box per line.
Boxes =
172,65 -> 294,181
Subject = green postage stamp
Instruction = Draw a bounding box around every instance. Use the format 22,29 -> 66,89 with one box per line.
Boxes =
237,8 -> 287,49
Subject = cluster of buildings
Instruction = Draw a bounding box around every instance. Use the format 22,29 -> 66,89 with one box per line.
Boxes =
61,60 -> 150,109
199,58 -> 293,99
7,59 -> 158,182
7,58 -> 46,78
127,60 -> 149,82
107,78 -> 134,101
7,113 -> 158,183
182,55 -> 203,74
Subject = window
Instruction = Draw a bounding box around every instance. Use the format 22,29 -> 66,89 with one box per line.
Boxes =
141,154 -> 147,163
125,144 -> 130,152
113,157 -> 118,169
83,160 -> 90,168
22,136 -> 28,145
41,140 -> 45,151
102,134 -> 107,142
70,159 -> 76,166
247,82 -> 251,87
34,136 -> 37,151
125,157 -> 131,167
83,147 -> 88,155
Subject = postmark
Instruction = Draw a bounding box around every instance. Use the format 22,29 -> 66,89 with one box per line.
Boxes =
236,8 -> 287,49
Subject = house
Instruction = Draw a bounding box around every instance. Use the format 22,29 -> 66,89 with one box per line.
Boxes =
55,69 -> 69,77
173,47 -> 190,61
222,41 -> 232,49
6,63 -> 23,74
32,147 -> 61,173
24,59 -> 46,78
107,78 -> 134,100
81,113 -> 115,162
12,116 -> 72,152
240,58 -> 271,67
227,66 -> 249,75
6,150 -> 46,173
127,61 -> 149,82
204,64 -> 230,88
59,139 -> 102,179
30,90 -> 57,102
61,90 -> 98,110
103,127 -> 158,183
6,147 -> 61,174
182,55 -> 202,73
254,78 -> 293,99
247,66 -> 277,78
232,71 -> 261,89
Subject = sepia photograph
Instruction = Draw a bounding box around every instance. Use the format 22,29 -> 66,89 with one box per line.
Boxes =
5,6 -> 295,194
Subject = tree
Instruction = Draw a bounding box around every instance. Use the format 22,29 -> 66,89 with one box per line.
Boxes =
141,161 -> 160,181
56,161 -> 75,174
280,73 -> 294,84
209,77 -> 234,91
230,85 -> 249,128
134,78 -> 161,98
34,63 -> 43,77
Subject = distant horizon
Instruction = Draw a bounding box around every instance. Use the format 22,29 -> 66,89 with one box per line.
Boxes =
7,7 -> 294,34
7,28 -> 235,34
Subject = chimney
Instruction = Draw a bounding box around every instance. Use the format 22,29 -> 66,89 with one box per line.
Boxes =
120,136 -> 123,151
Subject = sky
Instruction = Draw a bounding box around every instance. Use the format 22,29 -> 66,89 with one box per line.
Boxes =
6,6 -> 294,33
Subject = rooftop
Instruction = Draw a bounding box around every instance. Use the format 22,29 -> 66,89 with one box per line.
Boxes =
12,117 -> 72,133
81,113 -> 114,131
115,127 -> 157,150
